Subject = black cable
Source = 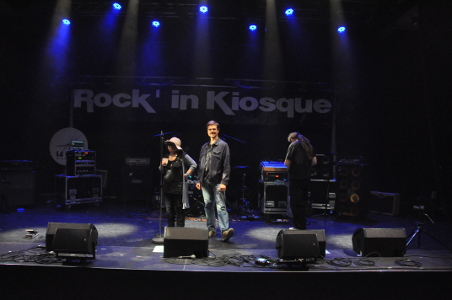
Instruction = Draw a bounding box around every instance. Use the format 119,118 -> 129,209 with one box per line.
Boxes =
163,252 -> 276,268
354,259 -> 376,267
395,259 -> 422,267
326,258 -> 353,267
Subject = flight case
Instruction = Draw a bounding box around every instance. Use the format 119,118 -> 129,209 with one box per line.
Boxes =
56,174 -> 102,208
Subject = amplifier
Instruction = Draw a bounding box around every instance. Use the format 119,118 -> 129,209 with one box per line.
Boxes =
125,157 -> 150,167
122,167 -> 152,201
66,150 -> 96,176
369,191 -> 400,216
0,160 -> 33,172
0,171 -> 35,207
67,162 -> 96,176
260,161 -> 288,181
66,150 -> 96,161
311,153 -> 334,180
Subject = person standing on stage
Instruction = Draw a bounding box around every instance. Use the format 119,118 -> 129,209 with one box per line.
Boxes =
196,120 -> 234,242
284,132 -> 317,230
160,137 -> 197,228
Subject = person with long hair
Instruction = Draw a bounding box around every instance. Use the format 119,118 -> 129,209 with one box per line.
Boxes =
284,132 -> 317,229
160,137 -> 197,227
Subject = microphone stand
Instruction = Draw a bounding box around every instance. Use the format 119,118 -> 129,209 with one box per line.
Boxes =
152,130 -> 173,244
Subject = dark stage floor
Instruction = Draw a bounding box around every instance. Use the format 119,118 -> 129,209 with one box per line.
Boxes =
1,201 -> 452,299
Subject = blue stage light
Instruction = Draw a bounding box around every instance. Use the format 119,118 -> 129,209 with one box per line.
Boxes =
62,19 -> 71,25
152,21 -> 160,28
249,25 -> 257,31
285,8 -> 294,16
113,3 -> 122,10
199,6 -> 208,13
337,26 -> 346,33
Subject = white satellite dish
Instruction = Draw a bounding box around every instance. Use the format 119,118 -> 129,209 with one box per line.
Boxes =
49,127 -> 88,165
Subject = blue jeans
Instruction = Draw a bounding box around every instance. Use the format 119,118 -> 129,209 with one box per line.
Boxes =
201,182 -> 229,232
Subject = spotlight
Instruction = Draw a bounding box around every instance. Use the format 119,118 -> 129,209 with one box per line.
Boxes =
152,21 -> 160,28
62,19 -> 71,25
113,3 -> 122,10
199,6 -> 208,13
249,25 -> 257,31
337,26 -> 346,33
285,8 -> 294,16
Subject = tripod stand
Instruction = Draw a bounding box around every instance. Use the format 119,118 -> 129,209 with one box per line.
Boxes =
406,211 -> 452,252
235,171 -> 252,216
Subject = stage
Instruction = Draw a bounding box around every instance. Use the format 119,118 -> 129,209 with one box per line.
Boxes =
1,201 -> 451,299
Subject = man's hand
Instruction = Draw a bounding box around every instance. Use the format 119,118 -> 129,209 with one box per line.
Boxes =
196,183 -> 201,190
218,184 -> 227,192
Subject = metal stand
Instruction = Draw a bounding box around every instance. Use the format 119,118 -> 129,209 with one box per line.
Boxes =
152,130 -> 174,244
406,212 -> 452,252
236,172 -> 252,215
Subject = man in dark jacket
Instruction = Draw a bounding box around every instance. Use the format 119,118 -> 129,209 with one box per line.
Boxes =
196,120 -> 234,242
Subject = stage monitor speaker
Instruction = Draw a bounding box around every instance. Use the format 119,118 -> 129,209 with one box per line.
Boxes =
352,228 -> 406,257
276,229 -> 326,260
46,222 -> 98,253
163,227 -> 208,258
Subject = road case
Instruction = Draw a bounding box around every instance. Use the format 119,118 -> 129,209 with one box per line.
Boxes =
56,174 -> 102,207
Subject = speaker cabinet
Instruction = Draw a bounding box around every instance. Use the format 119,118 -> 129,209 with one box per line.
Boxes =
46,222 -> 98,254
122,167 -> 152,201
309,180 -> 337,210
352,228 -> 406,257
0,171 -> 35,207
369,191 -> 400,216
163,227 -> 208,258
276,229 -> 326,260
335,163 -> 370,219
311,153 -> 334,180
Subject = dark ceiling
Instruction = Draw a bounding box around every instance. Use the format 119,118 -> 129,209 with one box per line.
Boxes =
69,0 -> 419,28
1,0 -> 419,28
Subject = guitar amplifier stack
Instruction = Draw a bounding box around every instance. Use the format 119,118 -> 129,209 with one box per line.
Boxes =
309,153 -> 336,211
122,157 -> 152,202
258,161 -> 289,215
55,149 -> 101,208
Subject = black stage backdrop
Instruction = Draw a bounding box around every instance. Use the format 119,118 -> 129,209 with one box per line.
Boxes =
1,0 -> 451,216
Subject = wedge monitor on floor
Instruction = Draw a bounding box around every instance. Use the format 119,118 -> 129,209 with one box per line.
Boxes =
276,229 -> 326,261
352,227 -> 406,257
46,222 -> 98,260
163,227 -> 208,258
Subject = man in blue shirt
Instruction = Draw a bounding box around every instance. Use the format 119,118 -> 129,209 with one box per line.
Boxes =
196,120 -> 234,242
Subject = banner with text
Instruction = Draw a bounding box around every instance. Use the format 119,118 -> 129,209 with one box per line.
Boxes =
72,86 -> 333,125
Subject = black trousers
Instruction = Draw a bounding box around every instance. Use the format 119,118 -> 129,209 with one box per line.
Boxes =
288,179 -> 309,230
163,193 -> 185,227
